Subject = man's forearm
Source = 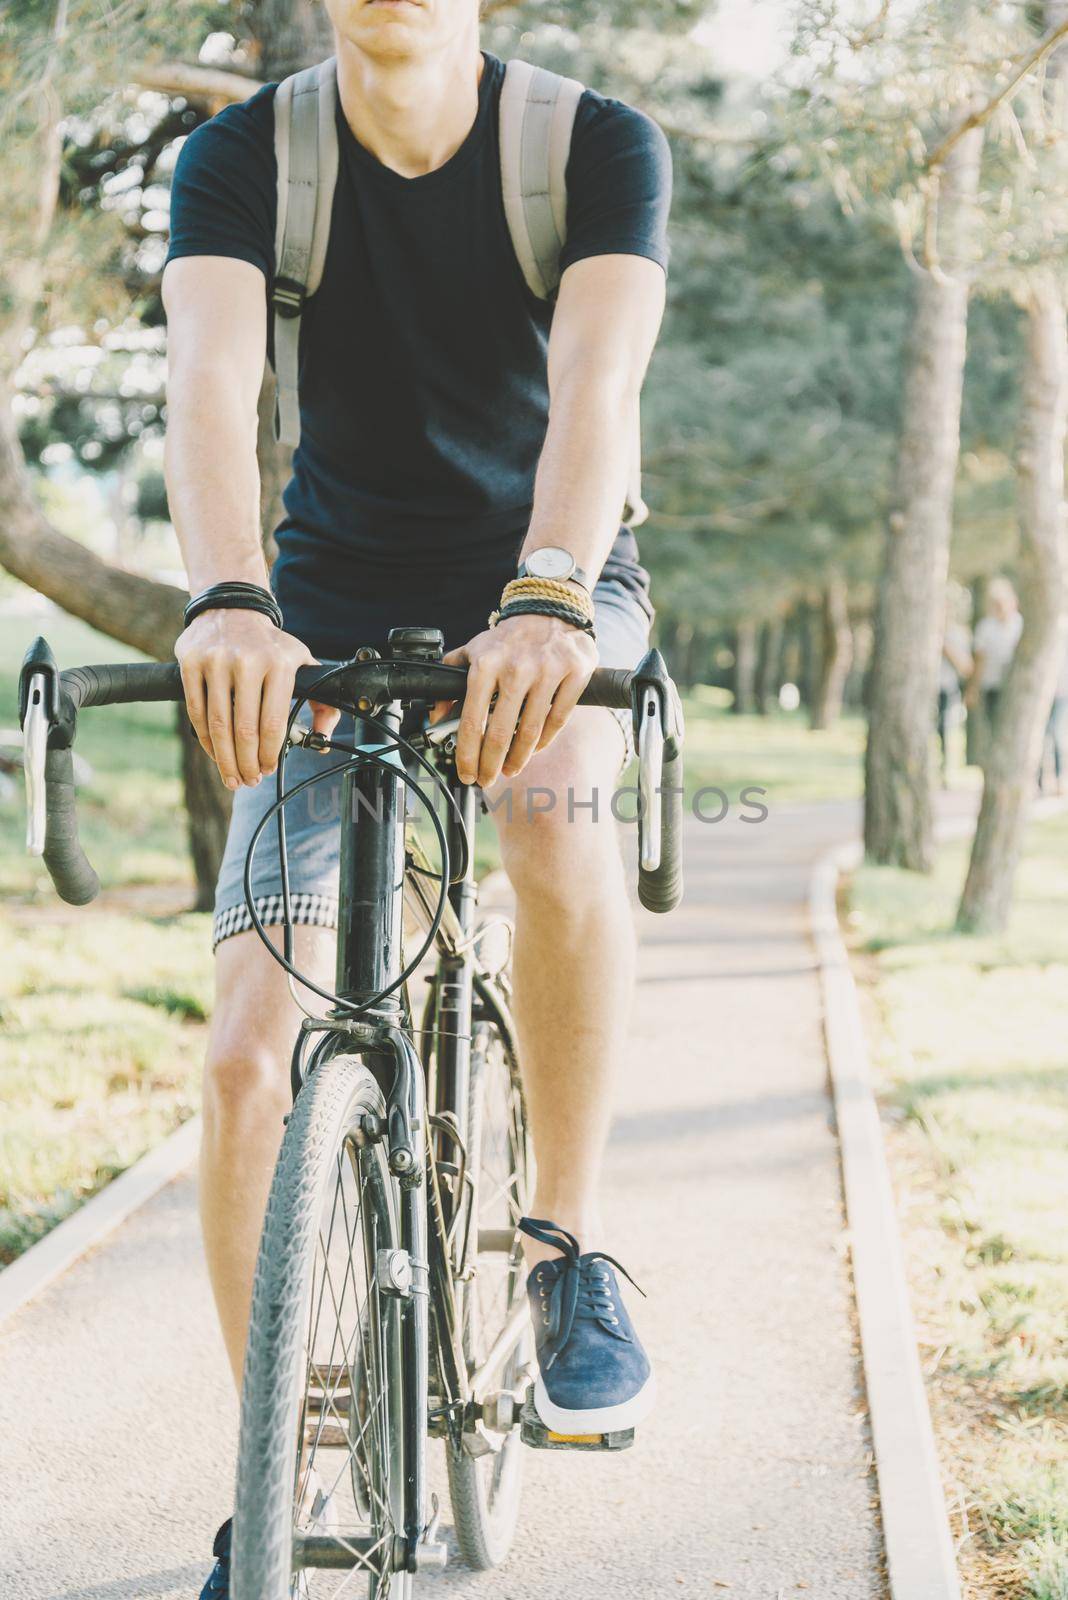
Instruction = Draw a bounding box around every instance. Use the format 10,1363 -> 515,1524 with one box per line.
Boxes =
521,369 -> 637,584
165,369 -> 267,593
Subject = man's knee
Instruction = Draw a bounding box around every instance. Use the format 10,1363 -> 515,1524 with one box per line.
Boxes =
495,784 -> 626,912
202,926 -> 330,1127
203,1026 -> 290,1126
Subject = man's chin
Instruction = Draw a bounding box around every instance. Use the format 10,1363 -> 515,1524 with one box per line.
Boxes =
344,9 -> 430,54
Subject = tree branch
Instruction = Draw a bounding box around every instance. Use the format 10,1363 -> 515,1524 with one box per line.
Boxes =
0,375 -> 186,658
925,16 -> 1068,172
133,61 -> 265,108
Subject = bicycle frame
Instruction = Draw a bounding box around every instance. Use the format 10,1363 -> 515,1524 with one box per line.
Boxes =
290,698 -> 520,1577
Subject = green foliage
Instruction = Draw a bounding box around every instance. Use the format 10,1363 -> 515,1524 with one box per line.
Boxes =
0,0 -> 1043,656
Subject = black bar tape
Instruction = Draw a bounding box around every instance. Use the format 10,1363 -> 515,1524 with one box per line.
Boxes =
62,662 -> 183,712
637,744 -> 684,914
578,668 -> 633,709
43,745 -> 100,905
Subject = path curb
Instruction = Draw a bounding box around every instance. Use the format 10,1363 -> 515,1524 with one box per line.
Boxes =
0,1114 -> 202,1329
811,842 -> 961,1600
810,795 -> 1067,1600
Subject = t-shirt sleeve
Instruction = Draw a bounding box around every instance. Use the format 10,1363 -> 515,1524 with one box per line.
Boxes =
972,618 -> 994,654
559,95 -> 672,277
165,85 -> 278,280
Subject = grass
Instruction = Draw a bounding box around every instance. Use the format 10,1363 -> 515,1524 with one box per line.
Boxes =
847,811 -> 1068,1599
0,610 -> 208,1263
679,683 -> 869,804
0,908 -> 210,1262
0,612 -> 189,896
0,614 -> 874,1265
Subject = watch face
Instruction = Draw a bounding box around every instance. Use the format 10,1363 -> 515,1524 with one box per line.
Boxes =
528,546 -> 575,580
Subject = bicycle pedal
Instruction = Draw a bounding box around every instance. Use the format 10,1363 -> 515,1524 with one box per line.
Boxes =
518,1389 -> 635,1452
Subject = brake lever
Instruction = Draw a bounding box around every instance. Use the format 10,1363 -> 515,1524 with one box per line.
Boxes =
23,673 -> 50,856
637,686 -> 664,872
19,637 -> 62,858
422,713 -> 461,752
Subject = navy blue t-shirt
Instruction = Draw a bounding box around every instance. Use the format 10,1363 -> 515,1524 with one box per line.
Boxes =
166,52 -> 671,657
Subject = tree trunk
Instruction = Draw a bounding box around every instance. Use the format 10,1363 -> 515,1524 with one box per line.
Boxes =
957,282 -> 1068,932
0,376 -> 231,902
178,707 -> 233,913
247,0 -> 333,78
780,613 -> 803,696
964,574 -> 988,767
0,377 -> 186,651
863,127 -> 983,869
732,620 -> 758,714
756,615 -> 784,714
798,596 -> 823,713
846,615 -> 873,709
811,577 -> 853,730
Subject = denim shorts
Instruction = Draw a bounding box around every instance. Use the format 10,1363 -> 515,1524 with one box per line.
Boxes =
211,578 -> 652,948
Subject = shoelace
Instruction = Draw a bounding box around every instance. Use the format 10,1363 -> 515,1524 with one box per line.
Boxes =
519,1216 -> 645,1369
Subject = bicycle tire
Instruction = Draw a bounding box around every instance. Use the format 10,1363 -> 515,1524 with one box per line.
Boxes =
232,1053 -> 414,1600
445,1013 -> 532,1569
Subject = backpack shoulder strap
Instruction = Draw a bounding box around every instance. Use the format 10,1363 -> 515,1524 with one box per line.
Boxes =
272,58 -> 339,448
499,59 -> 648,526
499,59 -> 583,301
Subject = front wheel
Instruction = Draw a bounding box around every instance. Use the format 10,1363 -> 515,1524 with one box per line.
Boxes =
232,1052 -> 413,1600
446,1012 -> 533,1569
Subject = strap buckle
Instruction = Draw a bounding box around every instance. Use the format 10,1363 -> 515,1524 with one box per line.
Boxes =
271,275 -> 306,320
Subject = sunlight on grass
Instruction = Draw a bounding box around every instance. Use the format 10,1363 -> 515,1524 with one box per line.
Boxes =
0,613 -> 192,897
849,811 -> 1068,1596
1018,1534 -> 1068,1600
680,685 -> 867,804
0,908 -> 211,1263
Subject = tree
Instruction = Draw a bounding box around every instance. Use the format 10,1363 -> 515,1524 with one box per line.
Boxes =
864,127 -> 984,867
788,2 -> 1068,866
957,6 -> 1068,931
957,284 -> 1067,929
811,574 -> 854,731
0,0 -> 323,908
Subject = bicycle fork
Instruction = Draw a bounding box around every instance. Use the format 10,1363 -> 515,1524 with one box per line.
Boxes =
332,704 -> 444,1575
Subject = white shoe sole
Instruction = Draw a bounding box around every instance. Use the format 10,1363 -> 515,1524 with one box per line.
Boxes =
532,1370 -> 657,1434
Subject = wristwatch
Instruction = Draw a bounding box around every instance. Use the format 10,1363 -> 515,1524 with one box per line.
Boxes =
517,547 -> 591,591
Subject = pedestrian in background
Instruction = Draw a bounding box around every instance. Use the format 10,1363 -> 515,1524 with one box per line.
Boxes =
937,591 -> 973,784
965,577 -> 1022,755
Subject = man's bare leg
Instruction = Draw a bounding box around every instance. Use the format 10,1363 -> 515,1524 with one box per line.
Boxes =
199,924 -> 335,1386
484,707 -> 635,1270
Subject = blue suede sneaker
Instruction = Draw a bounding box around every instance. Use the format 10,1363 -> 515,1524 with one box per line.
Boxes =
198,1518 -> 231,1599
519,1216 -> 655,1434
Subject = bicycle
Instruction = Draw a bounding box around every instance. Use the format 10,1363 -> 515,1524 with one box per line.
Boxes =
19,624 -> 685,1598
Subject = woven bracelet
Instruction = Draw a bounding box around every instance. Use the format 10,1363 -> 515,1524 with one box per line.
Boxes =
490,598 -> 597,638
500,574 -> 596,626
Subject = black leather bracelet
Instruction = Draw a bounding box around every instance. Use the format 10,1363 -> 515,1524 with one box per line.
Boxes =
492,598 -> 597,638
184,581 -> 283,631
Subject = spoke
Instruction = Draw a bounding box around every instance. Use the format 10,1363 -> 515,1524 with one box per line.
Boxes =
295,1141 -> 403,1568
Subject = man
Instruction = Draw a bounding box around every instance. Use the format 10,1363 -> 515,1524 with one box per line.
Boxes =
162,2 -> 670,1591
936,592 -> 972,784
965,576 -> 1022,743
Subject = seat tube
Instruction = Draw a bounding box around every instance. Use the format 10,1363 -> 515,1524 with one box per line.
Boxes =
335,704 -> 406,1011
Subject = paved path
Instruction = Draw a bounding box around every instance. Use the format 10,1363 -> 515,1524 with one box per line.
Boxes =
0,798 -> 886,1600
